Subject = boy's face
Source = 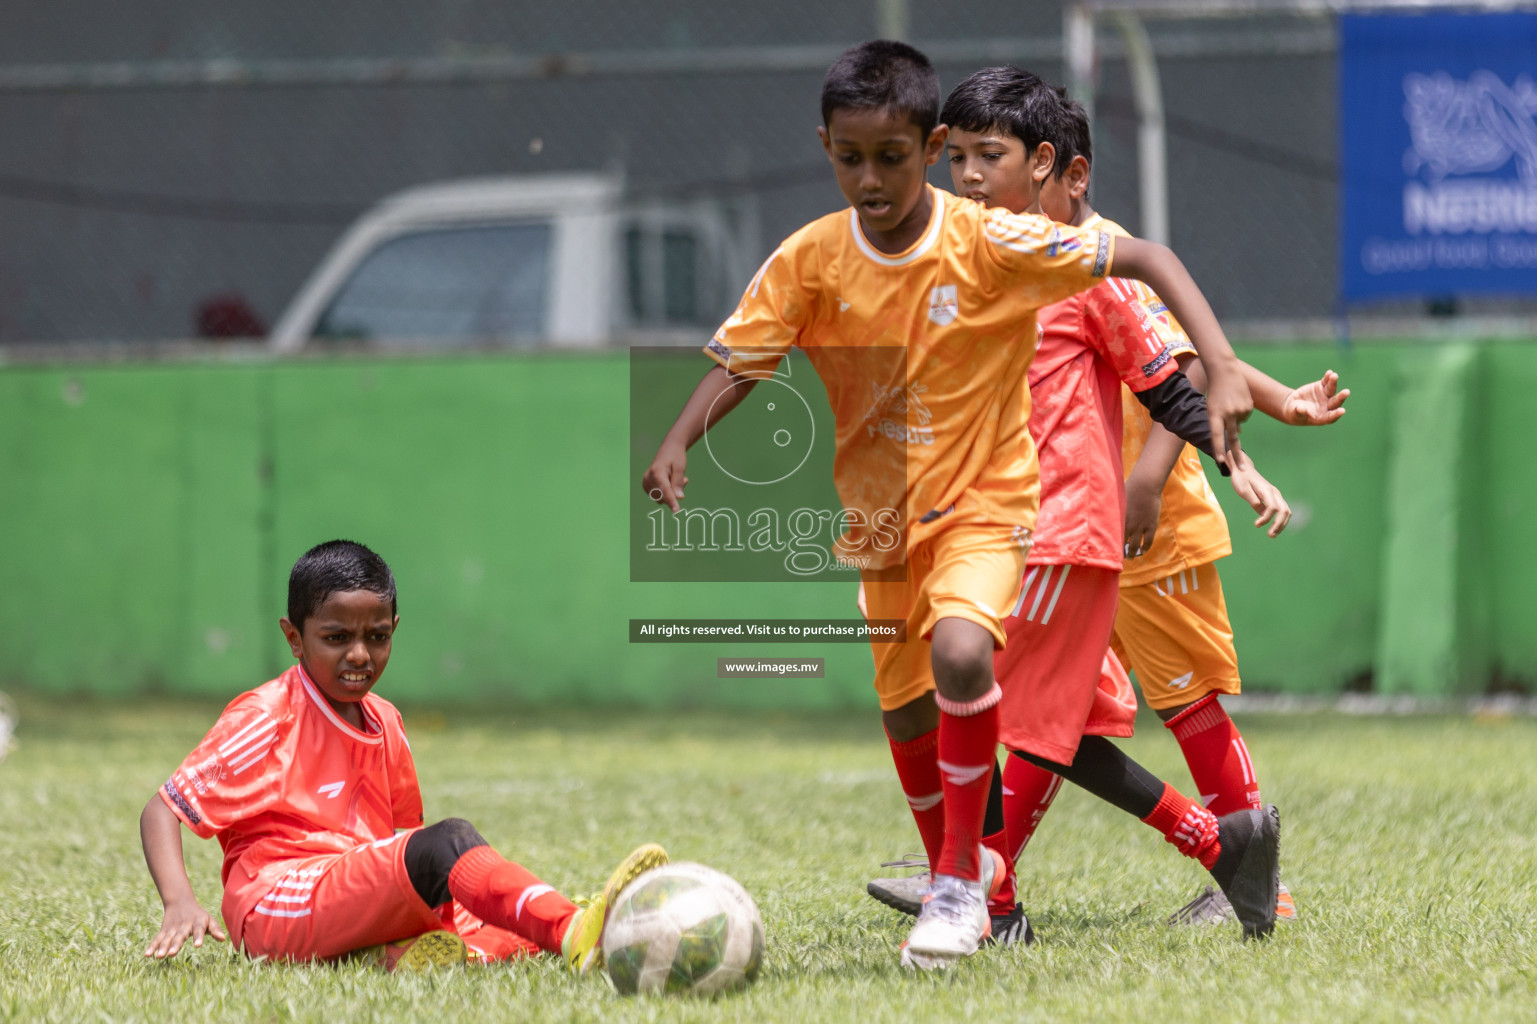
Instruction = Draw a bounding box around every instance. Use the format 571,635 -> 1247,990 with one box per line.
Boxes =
1038,155 -> 1092,224
946,127 -> 1055,216
818,107 -> 946,236
280,589 -> 398,710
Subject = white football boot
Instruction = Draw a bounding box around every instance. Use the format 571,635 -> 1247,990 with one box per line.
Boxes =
870,844 -> 1003,919
900,874 -> 990,969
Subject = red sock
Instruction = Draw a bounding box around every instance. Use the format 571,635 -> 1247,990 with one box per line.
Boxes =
886,727 -> 946,868
981,828 -> 1014,915
1002,753 -> 1063,862
933,684 -> 1001,882
446,846 -> 577,954
1166,693 -> 1261,816
1141,783 -> 1222,869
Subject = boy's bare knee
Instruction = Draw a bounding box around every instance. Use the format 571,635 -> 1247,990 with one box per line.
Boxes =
883,692 -> 939,742
929,618 -> 995,701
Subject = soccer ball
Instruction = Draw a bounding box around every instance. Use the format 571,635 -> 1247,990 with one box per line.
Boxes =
602,862 -> 764,996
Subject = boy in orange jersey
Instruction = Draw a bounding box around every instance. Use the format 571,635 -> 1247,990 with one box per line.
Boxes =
642,41 -> 1268,967
141,540 -> 667,970
866,67 -> 1292,945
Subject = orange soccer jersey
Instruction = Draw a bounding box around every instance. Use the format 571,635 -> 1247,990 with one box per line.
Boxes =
705,185 -> 1114,565
159,666 -> 423,948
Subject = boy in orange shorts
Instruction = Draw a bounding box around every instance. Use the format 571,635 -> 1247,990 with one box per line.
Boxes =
1113,303 -> 1345,925
141,539 -> 667,969
867,68 -> 1289,944
644,41 -> 1264,966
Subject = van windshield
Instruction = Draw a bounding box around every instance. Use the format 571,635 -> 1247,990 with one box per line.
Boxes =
314,222 -> 551,346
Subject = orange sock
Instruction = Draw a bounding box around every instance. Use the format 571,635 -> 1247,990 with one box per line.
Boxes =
446,846 -> 576,953
1141,783 -> 1222,869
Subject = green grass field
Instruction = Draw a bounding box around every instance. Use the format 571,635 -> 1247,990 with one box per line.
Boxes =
2,692 -> 1535,1023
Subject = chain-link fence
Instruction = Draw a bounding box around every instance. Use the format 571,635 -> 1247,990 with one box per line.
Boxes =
0,1 -> 1367,345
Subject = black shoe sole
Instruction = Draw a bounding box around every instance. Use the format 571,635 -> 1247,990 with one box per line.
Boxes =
982,904 -> 1036,948
866,881 -> 922,917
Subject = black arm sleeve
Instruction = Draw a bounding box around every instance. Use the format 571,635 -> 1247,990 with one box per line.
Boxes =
1134,371 -> 1230,476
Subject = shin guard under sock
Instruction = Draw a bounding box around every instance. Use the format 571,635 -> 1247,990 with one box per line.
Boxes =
933,684 -> 1002,882
446,845 -> 577,953
1166,693 -> 1262,816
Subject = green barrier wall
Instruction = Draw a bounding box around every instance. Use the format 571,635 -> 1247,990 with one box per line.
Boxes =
1,341 -> 1532,706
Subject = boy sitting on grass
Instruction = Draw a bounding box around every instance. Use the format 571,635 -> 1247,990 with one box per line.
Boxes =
141,539 -> 666,970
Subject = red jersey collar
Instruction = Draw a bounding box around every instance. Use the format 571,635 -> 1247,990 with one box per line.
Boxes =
295,664 -> 383,742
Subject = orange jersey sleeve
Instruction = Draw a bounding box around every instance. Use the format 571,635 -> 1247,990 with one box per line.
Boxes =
705,238 -> 818,376
160,694 -> 285,840
978,207 -> 1114,308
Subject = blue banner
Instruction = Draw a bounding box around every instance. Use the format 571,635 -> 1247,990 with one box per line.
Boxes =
1340,12 -> 1537,302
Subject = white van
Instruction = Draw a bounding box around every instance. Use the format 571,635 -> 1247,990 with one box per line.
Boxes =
268,174 -> 756,351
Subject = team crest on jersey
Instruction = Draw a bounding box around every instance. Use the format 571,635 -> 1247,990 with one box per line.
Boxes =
193,756 -> 224,793
928,285 -> 959,326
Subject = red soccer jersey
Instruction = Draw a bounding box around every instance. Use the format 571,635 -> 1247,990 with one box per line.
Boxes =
159,665 -> 423,939
1027,215 -> 1186,569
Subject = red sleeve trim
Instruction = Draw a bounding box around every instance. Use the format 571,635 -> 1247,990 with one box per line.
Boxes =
161,780 -> 201,826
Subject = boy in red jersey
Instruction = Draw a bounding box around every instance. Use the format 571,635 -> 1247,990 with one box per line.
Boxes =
866,68 -> 1291,944
1035,93 -> 1345,927
141,540 -> 666,970
642,41 -> 1268,967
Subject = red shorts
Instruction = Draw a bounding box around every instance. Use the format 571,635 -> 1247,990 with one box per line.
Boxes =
235,830 -> 537,963
994,564 -> 1136,764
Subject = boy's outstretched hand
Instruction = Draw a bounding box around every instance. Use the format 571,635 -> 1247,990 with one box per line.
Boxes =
1280,370 -> 1350,426
145,900 -> 226,959
1226,450 -> 1291,538
642,440 -> 690,513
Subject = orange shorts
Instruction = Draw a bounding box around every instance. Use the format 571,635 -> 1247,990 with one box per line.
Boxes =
995,564 -> 1136,763
1111,560 -> 1240,711
234,830 -> 538,963
860,524 -> 1030,712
